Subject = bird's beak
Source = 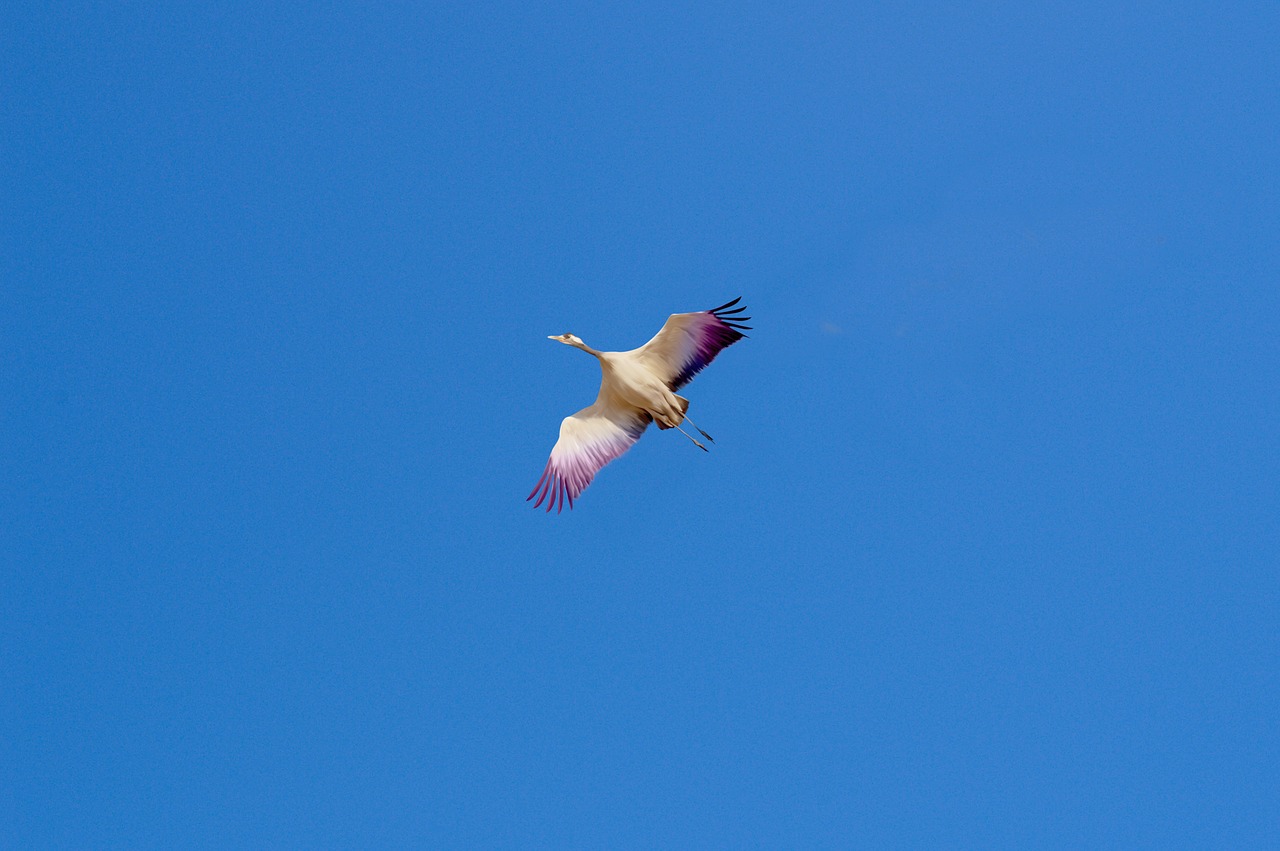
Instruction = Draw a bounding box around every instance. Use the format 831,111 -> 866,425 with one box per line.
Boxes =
548,335 -> 560,341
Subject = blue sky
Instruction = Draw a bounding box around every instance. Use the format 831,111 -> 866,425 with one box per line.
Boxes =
4,1 -> 1278,846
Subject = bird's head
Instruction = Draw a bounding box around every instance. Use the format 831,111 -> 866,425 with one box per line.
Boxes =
548,333 -> 585,348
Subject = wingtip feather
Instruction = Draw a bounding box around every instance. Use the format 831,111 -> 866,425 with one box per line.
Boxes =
709,296 -> 742,312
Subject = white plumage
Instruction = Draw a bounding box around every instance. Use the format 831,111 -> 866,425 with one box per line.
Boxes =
528,298 -> 750,512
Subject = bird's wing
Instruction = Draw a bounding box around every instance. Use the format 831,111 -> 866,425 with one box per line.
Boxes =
629,297 -> 751,390
527,399 -> 651,512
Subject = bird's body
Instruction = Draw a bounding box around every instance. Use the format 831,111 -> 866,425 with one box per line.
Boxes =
529,298 -> 750,512
598,352 -> 687,428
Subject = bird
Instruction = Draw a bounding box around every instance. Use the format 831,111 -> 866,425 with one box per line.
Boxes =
528,297 -> 751,512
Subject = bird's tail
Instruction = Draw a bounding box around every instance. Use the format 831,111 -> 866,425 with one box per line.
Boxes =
656,395 -> 690,429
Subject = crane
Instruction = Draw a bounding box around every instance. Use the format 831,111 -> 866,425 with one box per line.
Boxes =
528,297 -> 751,512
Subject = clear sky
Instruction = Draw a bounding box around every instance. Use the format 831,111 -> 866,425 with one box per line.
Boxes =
4,2 -> 1278,847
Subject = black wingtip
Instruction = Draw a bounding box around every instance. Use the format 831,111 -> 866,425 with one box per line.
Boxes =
711,298 -> 752,332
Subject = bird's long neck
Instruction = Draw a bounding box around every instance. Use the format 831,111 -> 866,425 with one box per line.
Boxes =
574,341 -> 602,358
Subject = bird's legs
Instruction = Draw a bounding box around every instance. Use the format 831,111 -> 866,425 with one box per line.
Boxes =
682,414 -> 714,443
673,423 -> 709,452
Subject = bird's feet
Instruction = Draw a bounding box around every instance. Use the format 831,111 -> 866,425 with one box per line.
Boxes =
682,415 -> 715,443
673,423 -> 710,452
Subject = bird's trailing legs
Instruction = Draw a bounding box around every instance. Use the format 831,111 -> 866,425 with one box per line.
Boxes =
682,414 -> 714,444
673,423 -> 709,452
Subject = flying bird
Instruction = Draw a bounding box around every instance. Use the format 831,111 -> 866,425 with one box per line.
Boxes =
528,297 -> 751,512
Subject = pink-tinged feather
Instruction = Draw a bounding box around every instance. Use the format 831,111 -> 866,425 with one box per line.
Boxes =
527,402 -> 651,511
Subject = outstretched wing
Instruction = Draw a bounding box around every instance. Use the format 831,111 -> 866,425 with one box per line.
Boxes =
630,297 -> 751,390
527,399 -> 651,512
